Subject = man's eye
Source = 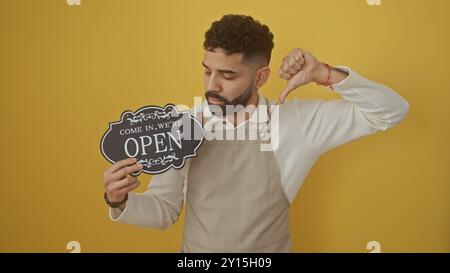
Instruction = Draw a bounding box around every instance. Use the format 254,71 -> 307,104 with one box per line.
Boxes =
223,74 -> 235,80
204,71 -> 211,75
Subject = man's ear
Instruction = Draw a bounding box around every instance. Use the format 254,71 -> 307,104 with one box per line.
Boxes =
255,66 -> 271,88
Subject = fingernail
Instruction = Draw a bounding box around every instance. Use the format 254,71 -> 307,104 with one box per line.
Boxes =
138,163 -> 143,169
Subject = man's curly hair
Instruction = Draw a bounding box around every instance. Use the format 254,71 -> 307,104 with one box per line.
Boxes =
203,14 -> 274,66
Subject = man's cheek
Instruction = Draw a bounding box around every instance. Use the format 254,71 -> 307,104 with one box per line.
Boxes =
223,87 -> 239,100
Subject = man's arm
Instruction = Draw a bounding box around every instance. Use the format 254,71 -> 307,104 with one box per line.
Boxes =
293,65 -> 410,154
278,48 -> 409,153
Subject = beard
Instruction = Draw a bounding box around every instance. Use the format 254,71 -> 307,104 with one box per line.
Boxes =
204,82 -> 254,117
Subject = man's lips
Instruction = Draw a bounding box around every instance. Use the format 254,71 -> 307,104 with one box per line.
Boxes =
207,97 -> 225,104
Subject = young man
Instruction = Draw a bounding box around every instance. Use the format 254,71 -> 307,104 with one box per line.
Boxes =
102,14 -> 409,252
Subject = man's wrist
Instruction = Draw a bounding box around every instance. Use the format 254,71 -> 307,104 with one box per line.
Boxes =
312,62 -> 330,84
312,62 -> 349,86
104,192 -> 128,208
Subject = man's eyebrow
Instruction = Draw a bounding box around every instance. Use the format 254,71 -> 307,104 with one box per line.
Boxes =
202,62 -> 237,74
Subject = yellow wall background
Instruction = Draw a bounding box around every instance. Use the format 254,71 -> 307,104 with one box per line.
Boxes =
0,0 -> 448,252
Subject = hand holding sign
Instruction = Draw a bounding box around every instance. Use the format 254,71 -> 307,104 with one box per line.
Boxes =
103,158 -> 142,205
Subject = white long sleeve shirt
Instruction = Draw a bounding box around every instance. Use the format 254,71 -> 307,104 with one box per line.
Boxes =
109,66 -> 410,229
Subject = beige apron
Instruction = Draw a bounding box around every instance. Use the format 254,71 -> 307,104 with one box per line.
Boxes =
181,98 -> 291,252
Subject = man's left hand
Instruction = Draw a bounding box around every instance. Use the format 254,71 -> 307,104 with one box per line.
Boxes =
278,48 -> 327,103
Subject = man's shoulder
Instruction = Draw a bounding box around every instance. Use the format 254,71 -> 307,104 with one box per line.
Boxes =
276,97 -> 326,116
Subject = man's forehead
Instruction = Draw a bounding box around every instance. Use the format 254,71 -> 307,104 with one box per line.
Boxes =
202,48 -> 245,71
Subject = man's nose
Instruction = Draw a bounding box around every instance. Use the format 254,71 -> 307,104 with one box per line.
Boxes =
206,74 -> 222,92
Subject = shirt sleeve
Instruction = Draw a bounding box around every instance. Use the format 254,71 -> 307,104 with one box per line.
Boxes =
294,66 -> 410,155
108,162 -> 188,229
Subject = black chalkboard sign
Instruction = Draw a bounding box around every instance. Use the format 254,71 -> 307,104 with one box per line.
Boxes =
100,104 -> 204,176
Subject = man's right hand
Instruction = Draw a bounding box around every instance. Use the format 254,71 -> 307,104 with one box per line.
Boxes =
103,158 -> 143,210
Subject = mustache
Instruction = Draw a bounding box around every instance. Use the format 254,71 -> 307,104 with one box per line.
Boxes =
204,91 -> 231,104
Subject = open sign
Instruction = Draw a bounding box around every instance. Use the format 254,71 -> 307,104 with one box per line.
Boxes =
100,104 -> 204,175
